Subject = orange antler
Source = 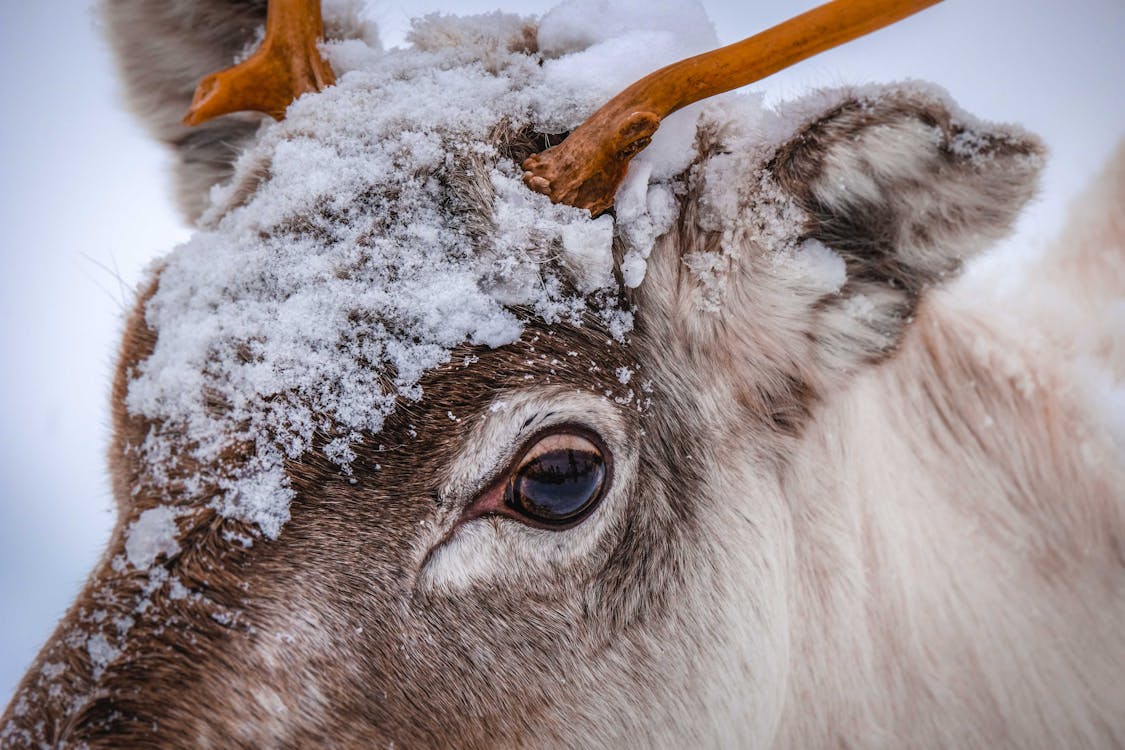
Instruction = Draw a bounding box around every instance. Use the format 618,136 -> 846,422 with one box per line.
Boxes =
522,0 -> 943,216
184,0 -> 335,126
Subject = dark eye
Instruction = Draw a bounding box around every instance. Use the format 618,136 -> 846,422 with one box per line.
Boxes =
505,430 -> 609,528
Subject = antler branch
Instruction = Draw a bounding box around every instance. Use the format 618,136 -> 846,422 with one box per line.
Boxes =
522,0 -> 943,216
184,0 -> 335,126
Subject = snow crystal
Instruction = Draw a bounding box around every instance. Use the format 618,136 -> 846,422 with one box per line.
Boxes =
560,215 -> 615,292
85,634 -> 119,680
39,663 -> 65,680
115,616 -> 135,637
124,507 -> 181,570
537,0 -> 715,59
168,577 -> 190,601
615,367 -> 633,385
616,171 -> 680,288
790,238 -> 847,294
844,293 -> 878,322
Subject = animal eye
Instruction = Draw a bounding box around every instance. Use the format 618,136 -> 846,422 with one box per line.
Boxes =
505,430 -> 609,528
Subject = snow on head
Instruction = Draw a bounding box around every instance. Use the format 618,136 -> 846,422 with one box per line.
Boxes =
125,8 -> 711,546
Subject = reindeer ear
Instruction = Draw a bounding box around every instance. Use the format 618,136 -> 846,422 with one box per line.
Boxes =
772,87 -> 1045,299
101,0 -> 373,223
670,87 -> 1047,381
102,0 -> 272,223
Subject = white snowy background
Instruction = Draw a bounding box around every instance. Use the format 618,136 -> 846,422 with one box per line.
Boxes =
1,0 -> 1121,702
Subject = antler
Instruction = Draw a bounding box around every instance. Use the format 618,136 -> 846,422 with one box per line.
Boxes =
184,0 -> 335,126
522,0 -> 942,216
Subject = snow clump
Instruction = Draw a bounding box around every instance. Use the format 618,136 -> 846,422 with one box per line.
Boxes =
124,507 -> 181,570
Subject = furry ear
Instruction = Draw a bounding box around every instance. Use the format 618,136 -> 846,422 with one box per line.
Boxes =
633,86 -> 1046,419
102,0 -> 271,223
772,87 -> 1045,300
101,0 -> 374,224
756,85 -> 1046,373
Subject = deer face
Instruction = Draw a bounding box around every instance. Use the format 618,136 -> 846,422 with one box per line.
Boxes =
2,2 -> 1045,748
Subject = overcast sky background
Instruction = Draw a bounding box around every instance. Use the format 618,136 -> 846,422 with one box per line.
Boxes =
1,0 -> 1122,702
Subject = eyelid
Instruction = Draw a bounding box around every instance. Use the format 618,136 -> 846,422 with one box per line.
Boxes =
509,423 -> 612,478
516,432 -> 600,470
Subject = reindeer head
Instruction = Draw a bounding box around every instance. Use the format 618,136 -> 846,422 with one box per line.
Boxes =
2,1 -> 1043,747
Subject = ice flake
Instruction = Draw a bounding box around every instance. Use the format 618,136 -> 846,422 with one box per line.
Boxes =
560,215 -> 615,292
124,507 -> 181,570
789,239 -> 847,294
39,663 -> 65,680
844,293 -> 877,321
86,634 -> 120,681
168,577 -> 190,601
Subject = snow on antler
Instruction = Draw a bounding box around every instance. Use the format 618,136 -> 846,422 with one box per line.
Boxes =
522,0 -> 942,215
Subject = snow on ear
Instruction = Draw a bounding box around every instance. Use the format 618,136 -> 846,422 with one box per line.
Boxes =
101,0 -> 375,224
665,86 -> 1045,380
772,87 -> 1045,299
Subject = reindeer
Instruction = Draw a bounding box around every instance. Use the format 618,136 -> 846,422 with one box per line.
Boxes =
3,0 -> 1122,747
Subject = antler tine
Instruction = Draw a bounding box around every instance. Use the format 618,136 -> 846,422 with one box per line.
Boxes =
184,0 -> 335,126
522,0 -> 943,216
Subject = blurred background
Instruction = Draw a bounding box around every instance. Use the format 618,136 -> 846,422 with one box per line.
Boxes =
1,0 -> 1122,702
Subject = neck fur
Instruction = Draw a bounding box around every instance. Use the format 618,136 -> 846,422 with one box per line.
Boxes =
774,296 -> 1125,748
